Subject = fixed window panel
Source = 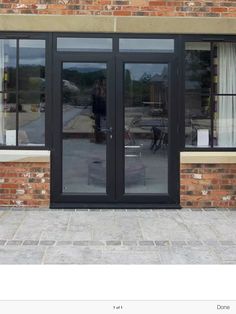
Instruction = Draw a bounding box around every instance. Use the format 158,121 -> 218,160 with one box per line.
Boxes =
18,92 -> 45,146
19,39 -> 46,92
214,95 -> 236,147
0,93 -> 17,146
213,42 -> 236,95
0,39 -> 17,92
185,42 -> 211,94
119,38 -> 174,53
185,94 -> 211,147
57,38 -> 113,52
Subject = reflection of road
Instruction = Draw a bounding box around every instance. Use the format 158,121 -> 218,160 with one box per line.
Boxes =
22,106 -> 82,144
21,113 -> 45,144
62,106 -> 82,129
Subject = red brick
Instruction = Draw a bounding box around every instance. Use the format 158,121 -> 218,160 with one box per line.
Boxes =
0,162 -> 50,208
0,0 -> 234,16
180,163 -> 236,208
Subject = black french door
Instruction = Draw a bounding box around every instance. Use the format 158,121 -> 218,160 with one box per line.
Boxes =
52,54 -> 116,205
115,54 -> 179,206
51,52 -> 179,208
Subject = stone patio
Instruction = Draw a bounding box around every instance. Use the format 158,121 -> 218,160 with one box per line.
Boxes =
0,208 -> 236,264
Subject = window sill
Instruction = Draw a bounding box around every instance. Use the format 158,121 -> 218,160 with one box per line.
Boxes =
181,151 -> 236,164
0,150 -> 50,163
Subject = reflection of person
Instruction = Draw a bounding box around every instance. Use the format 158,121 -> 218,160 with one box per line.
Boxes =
91,78 -> 106,143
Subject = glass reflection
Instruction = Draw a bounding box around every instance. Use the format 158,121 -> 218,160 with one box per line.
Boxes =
185,94 -> 211,147
185,42 -> 211,94
0,39 -> 17,92
19,40 -> 45,91
18,92 -> 45,146
0,93 -> 16,146
62,63 -> 107,194
57,38 -> 112,52
119,38 -> 174,52
124,63 -> 168,194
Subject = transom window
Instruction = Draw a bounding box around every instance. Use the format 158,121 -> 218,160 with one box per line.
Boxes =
57,37 -> 113,52
0,38 -> 46,147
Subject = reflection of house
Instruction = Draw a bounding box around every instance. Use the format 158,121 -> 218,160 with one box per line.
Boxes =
149,69 -> 168,112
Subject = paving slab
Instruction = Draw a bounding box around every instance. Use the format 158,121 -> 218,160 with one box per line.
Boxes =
0,209 -> 235,264
0,246 -> 46,264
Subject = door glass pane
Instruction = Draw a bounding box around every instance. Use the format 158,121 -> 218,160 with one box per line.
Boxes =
124,63 -> 168,194
119,39 -> 174,53
57,38 -> 112,52
62,63 -> 107,194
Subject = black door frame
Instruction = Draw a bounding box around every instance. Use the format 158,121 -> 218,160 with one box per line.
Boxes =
51,35 -> 180,209
115,53 -> 180,206
51,53 -> 116,206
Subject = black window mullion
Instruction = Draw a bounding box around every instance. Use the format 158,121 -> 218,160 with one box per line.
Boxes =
16,39 -> 19,147
210,42 -> 214,148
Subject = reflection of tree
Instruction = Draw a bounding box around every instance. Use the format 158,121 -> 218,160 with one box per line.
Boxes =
125,70 -> 153,107
185,50 -> 211,116
6,65 -> 45,105
19,65 -> 45,90
185,50 -> 211,91
7,67 -> 16,90
141,72 -> 151,83
62,68 -> 106,105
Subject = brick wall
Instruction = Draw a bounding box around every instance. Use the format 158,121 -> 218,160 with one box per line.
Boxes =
1,161 -> 236,208
0,1 -> 236,17
0,162 -> 50,207
180,163 -> 236,208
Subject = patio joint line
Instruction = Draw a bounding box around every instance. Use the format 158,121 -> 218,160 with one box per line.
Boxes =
12,211 -> 28,240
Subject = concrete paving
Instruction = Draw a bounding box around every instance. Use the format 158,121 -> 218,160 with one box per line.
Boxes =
0,208 -> 236,264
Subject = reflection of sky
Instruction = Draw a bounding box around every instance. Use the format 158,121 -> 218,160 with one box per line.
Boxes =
120,38 -> 174,52
57,38 -> 112,51
19,57 -> 45,66
126,64 -> 167,80
1,39 -> 45,67
63,63 -> 107,72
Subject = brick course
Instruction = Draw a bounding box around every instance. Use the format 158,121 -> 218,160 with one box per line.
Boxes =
0,162 -> 50,207
180,163 -> 236,208
0,0 -> 236,17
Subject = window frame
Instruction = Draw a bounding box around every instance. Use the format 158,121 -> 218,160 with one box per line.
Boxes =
181,34 -> 236,152
0,32 -> 52,150
1,32 -> 235,152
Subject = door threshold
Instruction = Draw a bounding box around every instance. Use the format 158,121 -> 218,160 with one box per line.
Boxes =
50,203 -> 181,210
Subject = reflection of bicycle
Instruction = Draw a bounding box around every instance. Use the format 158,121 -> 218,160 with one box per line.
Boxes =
150,126 -> 168,152
125,115 -> 142,145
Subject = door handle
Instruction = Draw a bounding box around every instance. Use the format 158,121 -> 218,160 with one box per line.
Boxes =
101,127 -> 112,134
101,127 -> 113,139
